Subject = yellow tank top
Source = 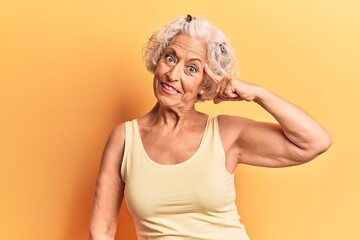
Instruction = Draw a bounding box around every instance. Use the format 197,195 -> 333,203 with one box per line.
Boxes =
121,116 -> 250,240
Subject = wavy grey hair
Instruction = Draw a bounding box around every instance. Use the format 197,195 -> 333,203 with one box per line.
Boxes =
144,15 -> 237,101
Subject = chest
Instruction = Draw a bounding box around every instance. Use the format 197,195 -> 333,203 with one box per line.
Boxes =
125,153 -> 235,220
140,128 -> 205,164
123,118 -> 237,220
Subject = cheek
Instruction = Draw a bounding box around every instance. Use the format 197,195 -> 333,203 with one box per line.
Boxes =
184,77 -> 204,92
154,63 -> 169,79
153,65 -> 161,77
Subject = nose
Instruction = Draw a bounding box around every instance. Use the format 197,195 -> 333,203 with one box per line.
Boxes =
167,64 -> 182,82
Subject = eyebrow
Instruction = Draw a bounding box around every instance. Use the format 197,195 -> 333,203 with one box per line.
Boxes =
165,47 -> 204,65
188,58 -> 203,64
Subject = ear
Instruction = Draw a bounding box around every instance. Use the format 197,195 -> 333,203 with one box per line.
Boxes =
196,89 -> 205,101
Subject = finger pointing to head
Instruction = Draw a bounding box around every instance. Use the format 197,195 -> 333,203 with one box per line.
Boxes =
204,64 -> 221,84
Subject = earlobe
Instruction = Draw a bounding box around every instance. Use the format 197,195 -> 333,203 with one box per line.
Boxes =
197,89 -> 205,101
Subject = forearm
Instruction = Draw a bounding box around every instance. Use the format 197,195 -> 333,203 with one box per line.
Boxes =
89,209 -> 118,240
89,190 -> 121,240
254,86 -> 332,157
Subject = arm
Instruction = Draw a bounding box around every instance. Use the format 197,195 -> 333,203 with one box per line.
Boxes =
89,123 -> 126,239
205,65 -> 332,167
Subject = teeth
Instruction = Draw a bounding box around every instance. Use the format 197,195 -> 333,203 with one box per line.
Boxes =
162,83 -> 178,93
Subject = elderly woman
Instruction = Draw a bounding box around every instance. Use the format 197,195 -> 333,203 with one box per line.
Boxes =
89,15 -> 332,240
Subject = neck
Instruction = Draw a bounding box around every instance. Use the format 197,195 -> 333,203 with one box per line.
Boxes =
147,102 -> 202,129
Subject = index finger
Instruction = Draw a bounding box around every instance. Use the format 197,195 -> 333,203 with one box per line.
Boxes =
204,64 -> 221,84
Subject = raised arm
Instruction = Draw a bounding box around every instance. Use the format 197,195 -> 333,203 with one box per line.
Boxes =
89,123 -> 126,240
204,65 -> 332,167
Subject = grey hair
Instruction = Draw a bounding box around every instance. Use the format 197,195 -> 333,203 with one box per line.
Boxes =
144,15 -> 237,101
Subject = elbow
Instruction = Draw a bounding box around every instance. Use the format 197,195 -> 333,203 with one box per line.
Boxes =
88,231 -> 95,240
297,133 -> 333,163
322,132 -> 333,152
315,131 -> 333,156
89,224 -> 116,240
89,231 -> 114,240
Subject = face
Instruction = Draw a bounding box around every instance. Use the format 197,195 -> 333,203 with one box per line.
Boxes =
153,34 -> 207,108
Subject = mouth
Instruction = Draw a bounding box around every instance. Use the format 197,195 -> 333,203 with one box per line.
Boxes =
160,82 -> 181,95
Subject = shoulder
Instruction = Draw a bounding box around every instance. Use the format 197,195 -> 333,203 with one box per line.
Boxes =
95,122 -> 128,184
101,122 -> 127,165
217,115 -> 255,133
109,122 -> 126,143
215,115 -> 255,150
105,122 -> 126,149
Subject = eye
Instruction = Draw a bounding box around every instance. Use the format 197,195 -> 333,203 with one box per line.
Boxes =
188,65 -> 198,73
165,54 -> 175,62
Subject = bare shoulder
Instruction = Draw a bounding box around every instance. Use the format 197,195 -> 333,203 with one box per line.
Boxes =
107,122 -> 126,147
217,115 -> 255,149
218,114 -> 254,125
99,122 -> 126,172
218,115 -> 255,135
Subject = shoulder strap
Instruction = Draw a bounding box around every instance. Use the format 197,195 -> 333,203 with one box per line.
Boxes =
120,120 -> 134,183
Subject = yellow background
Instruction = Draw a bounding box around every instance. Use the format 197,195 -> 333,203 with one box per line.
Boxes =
1,0 -> 359,239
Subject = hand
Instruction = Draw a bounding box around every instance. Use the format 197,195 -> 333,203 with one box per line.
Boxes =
204,64 -> 261,104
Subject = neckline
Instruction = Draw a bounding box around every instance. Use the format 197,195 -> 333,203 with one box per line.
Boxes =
133,116 -> 211,168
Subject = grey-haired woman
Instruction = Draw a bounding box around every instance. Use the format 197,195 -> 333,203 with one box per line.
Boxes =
89,15 -> 332,240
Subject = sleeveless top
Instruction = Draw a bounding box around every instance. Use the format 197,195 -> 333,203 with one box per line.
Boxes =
121,116 -> 250,240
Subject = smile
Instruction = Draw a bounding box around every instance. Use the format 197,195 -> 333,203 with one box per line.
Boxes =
160,82 -> 181,95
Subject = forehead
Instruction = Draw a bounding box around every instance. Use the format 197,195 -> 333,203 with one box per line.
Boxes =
166,34 -> 207,61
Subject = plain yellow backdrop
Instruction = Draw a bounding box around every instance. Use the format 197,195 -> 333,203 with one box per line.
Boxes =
1,0 -> 359,239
